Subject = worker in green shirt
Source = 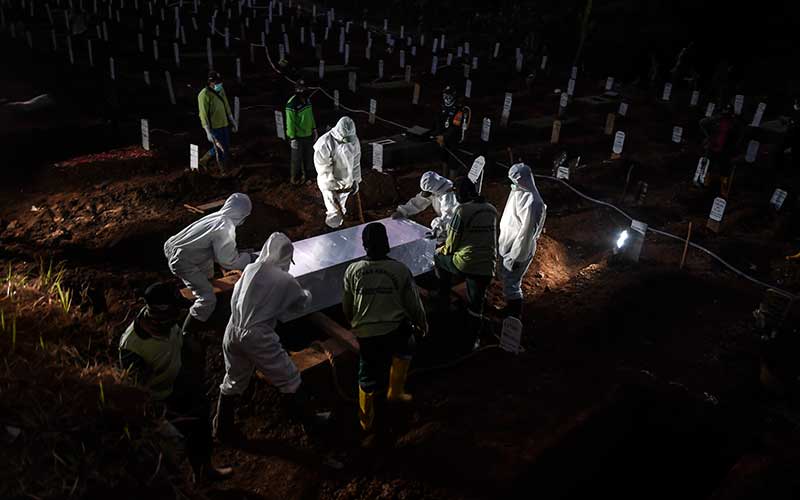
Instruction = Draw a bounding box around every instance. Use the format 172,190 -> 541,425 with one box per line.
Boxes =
435,177 -> 498,343
285,80 -> 318,185
198,71 -> 238,170
119,282 -> 232,483
343,222 -> 428,445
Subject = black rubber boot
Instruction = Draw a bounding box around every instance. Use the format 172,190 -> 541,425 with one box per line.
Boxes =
280,387 -> 331,431
505,299 -> 523,319
213,394 -> 243,444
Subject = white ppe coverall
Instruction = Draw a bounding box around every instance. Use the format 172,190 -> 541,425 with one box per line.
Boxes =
498,163 -> 547,301
396,171 -> 458,241
219,233 -> 312,396
164,193 -> 253,322
313,116 -> 362,228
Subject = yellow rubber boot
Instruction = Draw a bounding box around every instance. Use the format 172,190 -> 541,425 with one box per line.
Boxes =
358,387 -> 376,432
386,357 -> 413,403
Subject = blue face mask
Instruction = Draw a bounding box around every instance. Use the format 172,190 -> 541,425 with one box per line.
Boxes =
213,83 -> 223,92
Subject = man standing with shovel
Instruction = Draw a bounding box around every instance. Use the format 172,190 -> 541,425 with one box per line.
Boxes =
313,117 -> 363,229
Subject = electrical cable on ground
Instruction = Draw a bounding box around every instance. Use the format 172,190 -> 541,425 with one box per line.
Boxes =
253,34 -> 796,301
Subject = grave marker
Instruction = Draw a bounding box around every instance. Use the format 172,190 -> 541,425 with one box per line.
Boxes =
750,102 -> 766,127
333,90 -> 339,109
707,197 -> 726,232
141,119 -> 150,150
348,71 -> 357,92
550,120 -> 561,144
501,92 -> 513,127
662,82 -> 672,101
465,79 -> 472,99
369,99 -> 377,124
481,118 -> 491,142
143,70 -> 151,86
770,189 -> 788,210
165,71 -> 176,104
672,126 -> 683,144
690,90 -> 700,107
275,110 -> 285,139
468,156 -> 486,193
618,102 -> 628,116
745,140 -> 759,163
605,77 -> 614,91
734,94 -> 744,115
693,157 -> 709,186
705,102 -> 715,117
412,83 -> 420,105
567,78 -> 575,96
500,317 -> 523,354
372,142 -> 383,172
612,131 -> 626,155
318,60 -> 324,79
190,144 -> 199,170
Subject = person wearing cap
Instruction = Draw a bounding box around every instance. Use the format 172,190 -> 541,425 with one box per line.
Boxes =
435,178 -> 498,342
198,71 -> 238,169
342,222 -> 428,445
119,282 -> 232,482
313,116 -> 362,229
498,163 -> 546,319
214,233 -> 329,441
432,86 -> 469,178
164,193 -> 253,340
285,81 -> 318,185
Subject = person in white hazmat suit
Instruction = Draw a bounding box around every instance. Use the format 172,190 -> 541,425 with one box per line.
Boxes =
213,233 -> 329,441
497,163 -> 546,319
391,171 -> 458,242
313,116 -> 362,229
164,193 -> 253,335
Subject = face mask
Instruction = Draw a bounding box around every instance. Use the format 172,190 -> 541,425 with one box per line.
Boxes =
214,83 -> 223,92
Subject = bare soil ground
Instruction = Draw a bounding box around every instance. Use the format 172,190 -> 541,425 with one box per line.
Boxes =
2,2 -> 800,499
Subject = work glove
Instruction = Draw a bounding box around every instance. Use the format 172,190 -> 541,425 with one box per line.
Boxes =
391,210 -> 405,220
204,127 -> 214,143
229,117 -> 238,133
290,138 -> 299,149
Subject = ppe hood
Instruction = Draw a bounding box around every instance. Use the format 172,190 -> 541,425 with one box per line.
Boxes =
420,171 -> 453,195
257,232 -> 294,271
219,193 -> 252,226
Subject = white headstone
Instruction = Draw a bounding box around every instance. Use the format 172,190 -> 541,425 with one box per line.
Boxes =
515,53 -> 523,72
493,42 -> 500,58
693,157 -> 710,186
190,144 -> 199,170
405,65 -> 412,83
631,220 -> 648,235
472,56 -> 478,70
369,98 -> 377,124
165,71 -> 176,104
372,142 -> 383,171
567,78 -> 576,96
556,165 -> 570,180
141,119 -> 150,150
378,59 -> 384,79
501,92 -> 513,126
446,53 -> 453,66
143,70 -> 151,86
348,71 -> 357,92
750,102 -> 766,127
500,317 -> 523,354
481,117 -> 491,142
432,37 -> 438,53
465,79 -> 472,99
412,83 -> 420,105
399,49 -> 405,68
431,55 -> 438,75
570,65 -> 578,80
174,42 -> 181,67
318,59 -> 325,79
465,42 -> 470,54
275,110 -> 285,139
690,90 -> 700,107
540,55 -> 547,70
734,94 -> 744,115
612,131 -> 626,155
468,156 -> 485,184
333,89 -> 340,109
770,189 -> 788,210
618,102 -> 628,116
559,93 -> 569,109
745,140 -> 759,163
709,197 -> 726,222
671,126 -> 683,144
705,102 -> 715,118
662,82 -> 672,101
605,77 -> 614,91
109,57 -> 116,80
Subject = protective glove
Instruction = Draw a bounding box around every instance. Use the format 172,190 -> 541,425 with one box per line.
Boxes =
229,117 -> 238,133
503,257 -> 515,272
290,138 -> 299,149
391,210 -> 405,220
204,127 -> 214,143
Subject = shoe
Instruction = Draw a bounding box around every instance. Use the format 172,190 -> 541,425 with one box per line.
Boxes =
198,151 -> 214,167
213,394 -> 244,444
386,357 -> 413,403
280,387 -> 331,431
504,299 -> 523,319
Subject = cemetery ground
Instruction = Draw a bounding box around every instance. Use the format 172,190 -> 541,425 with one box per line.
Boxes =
2,7 -> 800,500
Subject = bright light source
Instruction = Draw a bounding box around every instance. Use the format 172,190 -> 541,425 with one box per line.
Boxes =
616,230 -> 629,249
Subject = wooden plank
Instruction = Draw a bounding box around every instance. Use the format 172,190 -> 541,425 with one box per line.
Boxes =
179,273 -> 240,300
183,203 -> 204,214
290,338 -> 348,373
307,312 -> 360,353
196,199 -> 226,211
